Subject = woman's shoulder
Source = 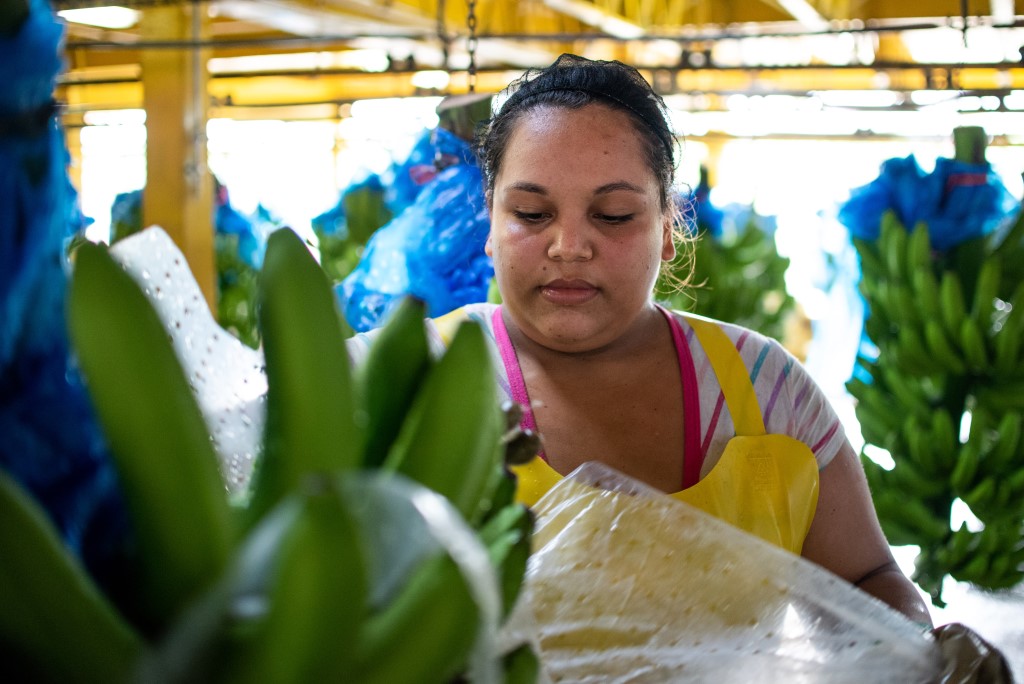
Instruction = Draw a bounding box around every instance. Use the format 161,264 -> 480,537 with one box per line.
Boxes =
432,302 -> 500,344
662,308 -> 788,360
347,302 -> 500,364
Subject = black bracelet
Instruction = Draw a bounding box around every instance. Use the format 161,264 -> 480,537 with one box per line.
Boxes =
0,99 -> 58,139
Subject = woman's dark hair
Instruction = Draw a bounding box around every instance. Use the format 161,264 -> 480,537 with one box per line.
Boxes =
475,53 -> 678,210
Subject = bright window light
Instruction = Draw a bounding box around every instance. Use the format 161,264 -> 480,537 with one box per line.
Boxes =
209,50 -> 390,75
1005,91 -> 1024,110
815,90 -> 903,109
58,7 -> 140,29
83,109 -> 146,126
410,70 -> 451,90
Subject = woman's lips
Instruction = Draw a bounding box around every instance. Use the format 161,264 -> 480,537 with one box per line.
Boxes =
540,279 -> 599,305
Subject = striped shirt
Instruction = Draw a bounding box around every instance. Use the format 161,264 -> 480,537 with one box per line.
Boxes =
346,302 -> 845,475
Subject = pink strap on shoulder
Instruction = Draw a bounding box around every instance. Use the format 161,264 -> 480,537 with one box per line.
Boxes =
491,307 -> 544,458
657,305 -> 704,489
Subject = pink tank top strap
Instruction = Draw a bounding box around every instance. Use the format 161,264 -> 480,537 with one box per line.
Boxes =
657,305 -> 704,488
493,305 -> 704,487
491,307 -> 543,456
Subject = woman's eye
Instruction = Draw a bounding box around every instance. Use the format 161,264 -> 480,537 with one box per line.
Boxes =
596,213 -> 634,224
513,210 -> 547,222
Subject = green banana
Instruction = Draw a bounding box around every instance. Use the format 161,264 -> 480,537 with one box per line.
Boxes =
893,287 -> 920,328
975,382 -> 1024,412
502,643 -> 541,684
881,210 -> 908,282
958,317 -> 989,371
220,479 -> 367,683
960,476 -> 997,514
950,441 -> 981,494
891,456 -> 946,499
881,367 -> 930,421
939,271 -> 968,340
0,470 -> 144,684
357,296 -> 432,468
930,408 -> 958,471
970,258 -> 1001,328
894,326 -> 934,376
873,490 -> 931,546
985,551 -> 1017,588
953,552 -> 990,584
1003,467 -> 1024,500
993,318 -> 1023,376
478,503 -> 534,618
247,228 -> 363,524
906,221 -> 932,273
384,321 -> 504,524
944,523 -> 975,569
351,551 -> 482,684
923,319 -> 966,375
68,241 -> 233,628
911,269 -> 942,324
898,497 -> 950,542
903,415 -> 934,472
853,237 -> 886,277
985,412 -> 1022,473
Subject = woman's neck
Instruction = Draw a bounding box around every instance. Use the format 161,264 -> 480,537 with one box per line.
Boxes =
501,303 -> 669,367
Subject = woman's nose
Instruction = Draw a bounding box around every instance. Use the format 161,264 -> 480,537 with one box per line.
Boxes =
547,219 -> 593,261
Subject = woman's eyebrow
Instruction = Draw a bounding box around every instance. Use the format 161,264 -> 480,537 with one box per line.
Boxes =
505,181 -> 644,196
595,181 -> 645,195
506,181 -> 547,195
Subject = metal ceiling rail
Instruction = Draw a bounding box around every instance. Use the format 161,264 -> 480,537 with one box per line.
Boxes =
54,59 -> 1024,84
61,16 -> 1024,50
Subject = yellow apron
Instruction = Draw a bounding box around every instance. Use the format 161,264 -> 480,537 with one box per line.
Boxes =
435,307 -> 820,555
509,314 -> 819,555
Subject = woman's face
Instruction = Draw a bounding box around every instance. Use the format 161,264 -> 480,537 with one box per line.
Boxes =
485,103 -> 674,353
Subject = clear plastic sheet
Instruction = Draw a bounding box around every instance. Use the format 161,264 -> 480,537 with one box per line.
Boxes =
505,462 -> 943,683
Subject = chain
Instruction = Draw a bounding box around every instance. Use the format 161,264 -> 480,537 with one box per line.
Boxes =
466,0 -> 478,92
437,0 -> 450,74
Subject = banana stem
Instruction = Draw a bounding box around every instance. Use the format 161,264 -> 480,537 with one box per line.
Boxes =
952,126 -> 987,165
0,0 -> 29,37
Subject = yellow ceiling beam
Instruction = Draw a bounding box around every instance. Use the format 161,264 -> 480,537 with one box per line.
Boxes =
57,64 -> 1024,115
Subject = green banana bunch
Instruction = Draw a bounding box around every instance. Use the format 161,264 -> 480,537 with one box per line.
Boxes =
655,209 -> 795,345
4,226 -> 540,682
849,151 -> 1024,603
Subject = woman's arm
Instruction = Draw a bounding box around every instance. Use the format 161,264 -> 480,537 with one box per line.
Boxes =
800,440 -> 934,627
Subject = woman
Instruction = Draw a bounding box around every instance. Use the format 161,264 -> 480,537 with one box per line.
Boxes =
353,53 -> 932,626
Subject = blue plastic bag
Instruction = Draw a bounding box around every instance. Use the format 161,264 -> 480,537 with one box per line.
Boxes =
838,154 -> 1016,251
339,127 -> 492,332
0,0 -> 128,588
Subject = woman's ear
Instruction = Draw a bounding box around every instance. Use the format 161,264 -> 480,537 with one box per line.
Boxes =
485,231 -> 494,257
660,217 -> 676,261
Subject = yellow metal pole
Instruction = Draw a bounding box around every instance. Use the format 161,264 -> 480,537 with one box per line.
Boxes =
64,124 -> 83,203
140,3 -> 215,311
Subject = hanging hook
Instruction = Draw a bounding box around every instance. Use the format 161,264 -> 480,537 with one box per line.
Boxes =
437,0 -> 451,76
960,0 -> 969,47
